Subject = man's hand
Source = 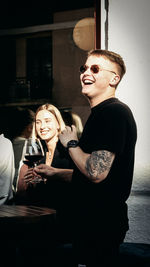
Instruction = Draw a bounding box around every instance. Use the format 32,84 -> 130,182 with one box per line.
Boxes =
34,164 -> 73,182
34,164 -> 56,179
59,125 -> 78,147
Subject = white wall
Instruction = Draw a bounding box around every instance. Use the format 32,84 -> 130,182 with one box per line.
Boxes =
101,0 -> 150,192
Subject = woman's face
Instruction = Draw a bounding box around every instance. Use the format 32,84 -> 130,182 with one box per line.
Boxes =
35,110 -> 59,142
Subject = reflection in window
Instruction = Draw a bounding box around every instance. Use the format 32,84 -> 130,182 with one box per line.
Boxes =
27,36 -> 52,99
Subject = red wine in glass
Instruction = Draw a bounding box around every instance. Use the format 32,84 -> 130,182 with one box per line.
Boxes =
23,138 -> 45,183
24,154 -> 44,166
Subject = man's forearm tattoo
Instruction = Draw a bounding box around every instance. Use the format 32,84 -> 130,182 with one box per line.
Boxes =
85,150 -> 114,180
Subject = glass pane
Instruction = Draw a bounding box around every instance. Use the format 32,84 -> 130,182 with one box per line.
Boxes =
27,35 -> 52,99
52,7 -> 94,124
0,4 -> 95,125
0,37 -> 16,102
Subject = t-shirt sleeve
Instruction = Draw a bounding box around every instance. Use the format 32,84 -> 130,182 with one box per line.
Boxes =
94,105 -> 128,155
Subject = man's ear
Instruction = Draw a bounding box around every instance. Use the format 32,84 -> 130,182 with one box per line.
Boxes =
109,74 -> 120,87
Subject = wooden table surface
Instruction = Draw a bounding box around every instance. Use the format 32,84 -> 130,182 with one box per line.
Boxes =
0,205 -> 57,267
0,204 -> 56,226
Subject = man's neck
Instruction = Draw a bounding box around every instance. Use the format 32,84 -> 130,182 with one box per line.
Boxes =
89,92 -> 115,108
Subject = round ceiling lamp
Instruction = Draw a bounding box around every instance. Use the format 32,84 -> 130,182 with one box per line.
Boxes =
73,17 -> 95,51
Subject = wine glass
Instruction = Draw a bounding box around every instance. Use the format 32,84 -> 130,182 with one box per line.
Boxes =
23,138 -> 45,183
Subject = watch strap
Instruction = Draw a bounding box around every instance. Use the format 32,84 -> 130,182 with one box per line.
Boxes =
67,140 -> 79,149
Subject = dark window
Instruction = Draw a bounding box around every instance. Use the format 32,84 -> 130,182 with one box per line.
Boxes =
0,38 -> 16,102
27,36 -> 52,99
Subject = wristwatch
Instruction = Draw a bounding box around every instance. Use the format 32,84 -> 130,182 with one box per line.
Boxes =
67,140 -> 79,149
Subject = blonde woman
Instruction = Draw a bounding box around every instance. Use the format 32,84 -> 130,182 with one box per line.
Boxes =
31,103 -> 66,167
15,104 -> 73,248
16,103 -> 73,205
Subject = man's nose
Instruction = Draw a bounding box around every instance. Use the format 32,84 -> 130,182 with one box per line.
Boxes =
84,66 -> 91,74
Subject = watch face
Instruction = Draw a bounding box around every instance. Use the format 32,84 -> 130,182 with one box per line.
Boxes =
67,140 -> 79,148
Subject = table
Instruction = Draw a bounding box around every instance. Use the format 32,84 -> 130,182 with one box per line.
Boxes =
0,204 -> 56,225
0,204 -> 56,236
0,205 -> 57,267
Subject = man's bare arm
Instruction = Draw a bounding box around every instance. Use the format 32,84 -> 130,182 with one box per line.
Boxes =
59,125 -> 115,183
85,150 -> 115,183
68,147 -> 115,183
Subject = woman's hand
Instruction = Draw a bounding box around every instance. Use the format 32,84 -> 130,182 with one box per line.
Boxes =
24,167 -> 45,184
23,168 -> 34,184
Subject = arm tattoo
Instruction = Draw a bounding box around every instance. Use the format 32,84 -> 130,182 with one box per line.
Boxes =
85,150 -> 114,181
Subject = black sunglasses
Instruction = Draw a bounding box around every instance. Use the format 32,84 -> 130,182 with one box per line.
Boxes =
80,64 -> 116,75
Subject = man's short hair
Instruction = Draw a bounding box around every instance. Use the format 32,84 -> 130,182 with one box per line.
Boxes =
88,49 -> 126,81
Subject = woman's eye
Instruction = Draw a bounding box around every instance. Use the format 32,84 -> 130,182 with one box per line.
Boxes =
46,119 -> 51,123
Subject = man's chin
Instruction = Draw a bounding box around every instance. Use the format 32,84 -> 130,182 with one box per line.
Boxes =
82,89 -> 91,99
82,87 -> 89,95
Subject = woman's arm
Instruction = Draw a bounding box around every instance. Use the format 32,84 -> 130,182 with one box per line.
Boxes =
16,164 -> 30,192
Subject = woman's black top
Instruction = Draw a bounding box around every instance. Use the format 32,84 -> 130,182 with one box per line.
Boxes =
16,140 -> 73,243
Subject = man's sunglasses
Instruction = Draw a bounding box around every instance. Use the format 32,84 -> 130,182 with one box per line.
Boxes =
80,64 -> 116,75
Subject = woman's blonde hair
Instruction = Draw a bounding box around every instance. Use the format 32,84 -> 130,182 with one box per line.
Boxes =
32,103 -> 66,138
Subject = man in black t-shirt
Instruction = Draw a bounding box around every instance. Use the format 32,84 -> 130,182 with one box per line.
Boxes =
35,49 -> 137,267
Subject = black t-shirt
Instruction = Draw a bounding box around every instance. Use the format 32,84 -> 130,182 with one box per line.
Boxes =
72,98 -> 137,238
